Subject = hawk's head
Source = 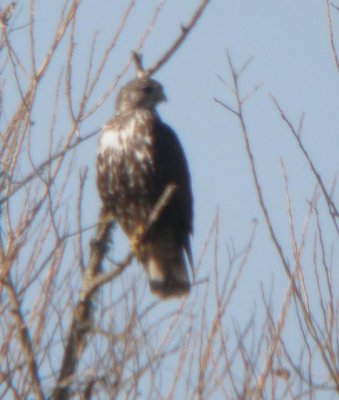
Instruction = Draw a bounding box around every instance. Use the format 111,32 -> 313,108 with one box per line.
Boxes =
115,78 -> 166,115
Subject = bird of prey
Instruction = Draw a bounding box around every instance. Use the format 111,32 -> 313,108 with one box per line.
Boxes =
96,77 -> 193,298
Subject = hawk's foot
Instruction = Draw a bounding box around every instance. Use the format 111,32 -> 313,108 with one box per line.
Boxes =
130,224 -> 145,254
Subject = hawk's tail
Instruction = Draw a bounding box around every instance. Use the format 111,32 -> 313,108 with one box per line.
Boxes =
143,239 -> 191,299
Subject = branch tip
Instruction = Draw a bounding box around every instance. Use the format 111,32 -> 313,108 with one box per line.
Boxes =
132,51 -> 148,79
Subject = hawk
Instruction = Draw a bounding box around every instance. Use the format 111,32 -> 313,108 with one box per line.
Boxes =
96,77 -> 193,298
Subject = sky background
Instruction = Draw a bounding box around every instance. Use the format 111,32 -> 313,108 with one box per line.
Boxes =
70,0 -> 338,313
2,0 -> 339,398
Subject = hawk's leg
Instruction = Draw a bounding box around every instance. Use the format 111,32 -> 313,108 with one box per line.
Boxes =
129,224 -> 146,255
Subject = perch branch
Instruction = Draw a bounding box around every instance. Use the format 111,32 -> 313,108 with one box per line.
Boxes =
51,211 -> 113,400
51,184 -> 176,399
86,184 -> 177,296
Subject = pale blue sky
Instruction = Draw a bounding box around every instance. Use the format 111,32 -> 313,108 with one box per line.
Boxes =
2,0 -> 339,397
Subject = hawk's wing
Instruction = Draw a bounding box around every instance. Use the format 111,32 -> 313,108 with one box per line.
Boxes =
153,119 -> 193,264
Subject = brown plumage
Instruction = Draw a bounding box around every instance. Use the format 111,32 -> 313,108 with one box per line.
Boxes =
96,78 -> 193,298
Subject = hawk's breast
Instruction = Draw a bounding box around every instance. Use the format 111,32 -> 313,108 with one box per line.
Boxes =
96,110 -> 157,230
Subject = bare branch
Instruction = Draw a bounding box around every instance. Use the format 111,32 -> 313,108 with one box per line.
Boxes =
51,184 -> 176,399
326,0 -> 339,72
270,95 -> 339,235
214,97 -> 239,116
132,51 -> 147,78
0,128 -> 99,206
225,52 -> 292,282
3,276 -> 44,400
147,0 -> 211,76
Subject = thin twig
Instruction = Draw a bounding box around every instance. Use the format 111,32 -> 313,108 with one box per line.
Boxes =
3,276 -> 45,400
270,95 -> 339,236
132,51 -> 146,78
214,97 -> 239,117
0,128 -> 99,205
146,0 -> 211,76
326,0 -> 339,72
226,52 -> 292,281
